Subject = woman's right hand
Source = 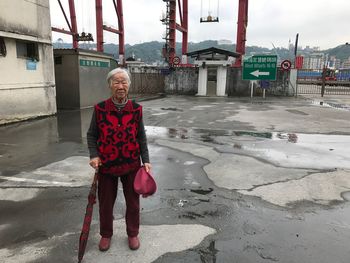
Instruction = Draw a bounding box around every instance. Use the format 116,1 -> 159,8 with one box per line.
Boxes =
89,157 -> 102,170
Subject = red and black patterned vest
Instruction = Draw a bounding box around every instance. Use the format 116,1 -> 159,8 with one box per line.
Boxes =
95,98 -> 142,175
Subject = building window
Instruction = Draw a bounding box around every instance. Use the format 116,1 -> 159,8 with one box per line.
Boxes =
16,40 -> 39,61
54,56 -> 62,65
0,37 -> 6,57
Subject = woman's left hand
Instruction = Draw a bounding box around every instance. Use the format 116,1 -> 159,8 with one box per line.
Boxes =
144,163 -> 152,173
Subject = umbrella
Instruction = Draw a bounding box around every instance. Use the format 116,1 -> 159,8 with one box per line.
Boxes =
78,172 -> 98,263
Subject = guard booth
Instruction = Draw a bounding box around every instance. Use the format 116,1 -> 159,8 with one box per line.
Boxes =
54,49 -> 117,109
187,47 -> 240,96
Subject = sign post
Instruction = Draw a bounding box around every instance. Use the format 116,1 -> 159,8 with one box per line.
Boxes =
243,55 -> 277,98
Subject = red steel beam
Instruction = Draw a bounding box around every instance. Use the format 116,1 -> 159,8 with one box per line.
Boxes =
115,0 -> 125,63
167,0 -> 188,65
182,0 -> 188,56
176,24 -> 186,32
68,0 -> 78,49
95,0 -> 104,52
51,27 -> 74,35
177,0 -> 183,25
103,25 -> 121,34
235,0 -> 248,67
53,0 -> 78,48
168,0 -> 177,64
57,0 -> 72,32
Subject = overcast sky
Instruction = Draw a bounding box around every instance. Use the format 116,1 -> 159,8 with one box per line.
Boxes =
50,0 -> 350,50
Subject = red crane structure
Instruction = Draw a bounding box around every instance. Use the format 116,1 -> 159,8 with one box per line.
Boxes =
51,0 -> 80,49
52,0 -> 125,64
162,0 -> 248,67
161,0 -> 188,66
234,0 -> 248,67
95,0 -> 125,64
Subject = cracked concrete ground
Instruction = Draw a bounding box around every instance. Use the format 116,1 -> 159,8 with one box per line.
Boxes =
0,95 -> 350,263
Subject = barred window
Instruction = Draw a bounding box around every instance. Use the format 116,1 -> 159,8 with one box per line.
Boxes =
16,40 -> 39,61
0,37 -> 6,57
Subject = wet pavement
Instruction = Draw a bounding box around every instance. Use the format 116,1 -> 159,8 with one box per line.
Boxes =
0,95 -> 350,263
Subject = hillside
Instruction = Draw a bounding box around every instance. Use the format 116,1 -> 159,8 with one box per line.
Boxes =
53,41 -> 350,64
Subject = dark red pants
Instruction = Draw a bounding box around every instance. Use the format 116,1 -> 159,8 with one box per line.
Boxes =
98,170 -> 140,238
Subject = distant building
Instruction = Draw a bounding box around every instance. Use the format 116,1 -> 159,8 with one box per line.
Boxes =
342,57 -> 350,68
0,0 -> 56,124
302,53 -> 325,69
328,56 -> 341,69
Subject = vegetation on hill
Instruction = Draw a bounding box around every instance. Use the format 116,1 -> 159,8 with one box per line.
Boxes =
53,40 -> 350,64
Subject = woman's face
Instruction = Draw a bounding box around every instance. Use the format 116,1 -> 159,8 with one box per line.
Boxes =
110,72 -> 129,101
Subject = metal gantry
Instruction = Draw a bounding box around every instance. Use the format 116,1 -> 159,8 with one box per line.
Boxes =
161,0 -> 188,66
52,0 -> 125,64
161,0 -> 248,67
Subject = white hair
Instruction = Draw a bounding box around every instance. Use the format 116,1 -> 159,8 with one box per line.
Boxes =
106,67 -> 131,87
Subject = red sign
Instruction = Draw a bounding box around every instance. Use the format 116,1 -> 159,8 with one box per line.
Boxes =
172,56 -> 180,65
281,60 -> 292,71
295,56 -> 304,69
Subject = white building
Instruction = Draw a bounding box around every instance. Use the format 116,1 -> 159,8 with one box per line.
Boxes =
302,53 -> 325,69
0,0 -> 56,124
187,47 -> 239,96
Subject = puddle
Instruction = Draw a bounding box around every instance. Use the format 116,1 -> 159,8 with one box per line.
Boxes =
146,126 -> 350,146
145,126 -> 275,142
311,100 -> 350,111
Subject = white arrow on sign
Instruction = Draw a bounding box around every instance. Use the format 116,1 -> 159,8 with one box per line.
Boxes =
250,70 -> 270,77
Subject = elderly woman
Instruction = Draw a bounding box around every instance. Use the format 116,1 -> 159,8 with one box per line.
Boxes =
87,67 -> 151,252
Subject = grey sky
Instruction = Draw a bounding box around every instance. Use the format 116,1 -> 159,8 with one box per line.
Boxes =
50,0 -> 350,50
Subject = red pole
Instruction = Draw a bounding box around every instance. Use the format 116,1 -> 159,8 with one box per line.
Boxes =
182,0 -> 188,57
68,0 -> 78,49
235,0 -> 248,67
169,0 -> 176,65
116,0 -> 125,64
95,0 -> 103,52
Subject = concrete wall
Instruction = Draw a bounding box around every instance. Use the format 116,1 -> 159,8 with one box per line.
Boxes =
78,53 -> 112,108
0,0 -> 56,124
54,52 -> 80,109
54,49 -> 113,109
226,67 -> 250,96
164,67 -> 198,95
0,0 -> 51,41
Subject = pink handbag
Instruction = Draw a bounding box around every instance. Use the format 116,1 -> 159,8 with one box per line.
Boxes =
134,167 -> 157,197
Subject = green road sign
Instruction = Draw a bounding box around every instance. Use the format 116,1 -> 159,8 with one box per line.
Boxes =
242,55 -> 277,80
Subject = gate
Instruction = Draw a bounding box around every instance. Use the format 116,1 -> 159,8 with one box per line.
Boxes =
297,68 -> 350,95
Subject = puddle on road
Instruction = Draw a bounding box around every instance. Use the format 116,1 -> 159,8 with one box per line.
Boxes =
147,126 -> 350,170
311,100 -> 350,111
146,126 -> 275,142
146,126 -> 350,146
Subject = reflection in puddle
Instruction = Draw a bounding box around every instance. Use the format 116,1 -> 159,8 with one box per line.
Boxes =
276,133 -> 298,143
311,100 -> 350,111
145,126 -> 298,143
145,126 -> 350,148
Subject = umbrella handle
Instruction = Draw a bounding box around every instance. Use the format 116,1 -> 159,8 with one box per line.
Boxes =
92,172 -> 98,186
